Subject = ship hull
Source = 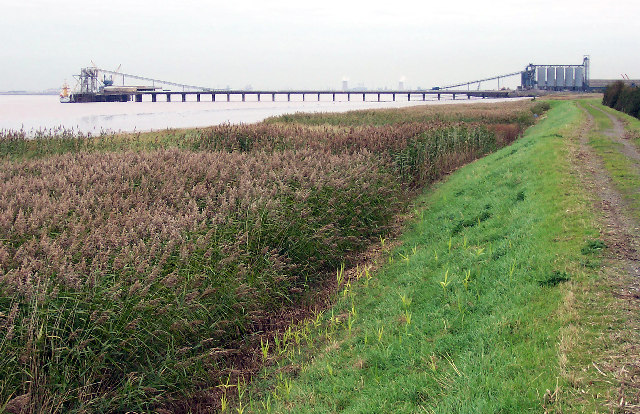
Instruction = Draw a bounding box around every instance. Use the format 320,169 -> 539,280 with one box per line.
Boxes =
69,93 -> 131,103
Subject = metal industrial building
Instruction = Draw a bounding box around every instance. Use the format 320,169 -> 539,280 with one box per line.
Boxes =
520,56 -> 590,91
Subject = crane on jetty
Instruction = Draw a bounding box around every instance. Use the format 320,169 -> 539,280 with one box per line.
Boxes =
67,66 -> 216,103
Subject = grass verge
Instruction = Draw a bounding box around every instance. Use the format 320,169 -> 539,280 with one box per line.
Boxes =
238,100 -> 621,412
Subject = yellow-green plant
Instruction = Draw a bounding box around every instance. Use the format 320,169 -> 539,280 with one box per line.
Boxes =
463,269 -> 472,290
219,373 -> 234,391
404,310 -> 412,326
313,310 -> 323,328
220,393 -> 228,413
342,281 -> 351,298
260,338 -> 269,361
276,373 -> 292,399
509,259 -> 516,281
400,293 -> 412,308
274,333 -> 288,356
364,266 -> 373,287
336,263 -> 345,286
236,377 -> 246,414
429,354 -> 438,372
440,269 -> 451,296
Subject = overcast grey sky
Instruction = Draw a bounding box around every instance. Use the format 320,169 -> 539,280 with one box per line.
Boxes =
1,0 -> 638,91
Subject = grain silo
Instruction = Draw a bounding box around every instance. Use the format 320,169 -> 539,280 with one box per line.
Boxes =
556,67 -> 565,88
537,67 -> 546,88
565,67 -> 574,88
574,66 -> 584,89
546,67 -> 556,89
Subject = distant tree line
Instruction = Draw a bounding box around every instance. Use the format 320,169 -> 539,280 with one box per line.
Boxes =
602,80 -> 640,119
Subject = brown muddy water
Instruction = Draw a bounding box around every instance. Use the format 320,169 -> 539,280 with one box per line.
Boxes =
0,94 -> 519,135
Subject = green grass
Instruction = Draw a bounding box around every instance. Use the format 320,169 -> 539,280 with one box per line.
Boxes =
236,101 -> 614,412
580,100 -> 640,221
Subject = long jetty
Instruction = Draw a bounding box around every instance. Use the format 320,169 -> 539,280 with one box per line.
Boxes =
70,89 -> 511,103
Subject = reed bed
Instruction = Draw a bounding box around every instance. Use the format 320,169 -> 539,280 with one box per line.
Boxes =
0,100 -> 542,412
264,99 -> 549,126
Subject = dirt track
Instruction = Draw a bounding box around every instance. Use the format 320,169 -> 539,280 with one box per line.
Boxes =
579,105 -> 640,273
598,107 -> 640,167
573,102 -> 640,412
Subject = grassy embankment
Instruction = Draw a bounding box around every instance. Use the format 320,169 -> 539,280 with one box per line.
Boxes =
234,100 -> 626,412
581,99 -> 640,220
0,101 -> 542,412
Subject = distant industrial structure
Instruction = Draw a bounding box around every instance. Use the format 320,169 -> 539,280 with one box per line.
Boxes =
520,56 -> 590,91
520,56 -> 638,91
435,56 -> 635,93
436,56 -> 591,92
61,57 -> 635,103
68,66 -> 209,103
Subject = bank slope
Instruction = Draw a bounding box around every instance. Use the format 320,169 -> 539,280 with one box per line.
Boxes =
241,100 -> 606,413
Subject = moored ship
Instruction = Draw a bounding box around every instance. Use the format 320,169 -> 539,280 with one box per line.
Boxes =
59,82 -> 71,103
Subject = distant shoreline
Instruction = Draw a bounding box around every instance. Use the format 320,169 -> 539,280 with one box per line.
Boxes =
0,91 -> 58,96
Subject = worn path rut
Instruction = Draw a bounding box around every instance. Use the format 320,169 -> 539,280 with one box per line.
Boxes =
573,102 -> 640,412
578,104 -> 640,277
596,105 -> 640,169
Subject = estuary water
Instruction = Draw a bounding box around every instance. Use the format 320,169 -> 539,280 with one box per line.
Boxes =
0,94 -> 517,135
